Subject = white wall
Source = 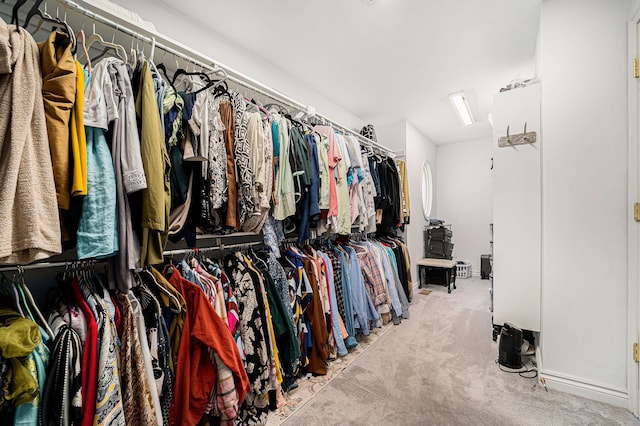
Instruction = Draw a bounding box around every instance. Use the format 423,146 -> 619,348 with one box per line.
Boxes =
375,122 -> 407,154
405,122 -> 438,281
539,0 -> 629,403
436,138 -> 493,275
103,0 -> 365,130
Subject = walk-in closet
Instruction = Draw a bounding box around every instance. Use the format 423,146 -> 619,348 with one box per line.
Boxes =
0,0 -> 639,425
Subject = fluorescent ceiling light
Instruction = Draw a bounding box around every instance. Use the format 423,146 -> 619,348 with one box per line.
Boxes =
449,92 -> 474,126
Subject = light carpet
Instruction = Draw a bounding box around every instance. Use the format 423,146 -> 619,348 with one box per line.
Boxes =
270,277 -> 639,425
267,316 -> 394,424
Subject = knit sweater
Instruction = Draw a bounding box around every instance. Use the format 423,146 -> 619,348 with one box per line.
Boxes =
0,19 -> 61,264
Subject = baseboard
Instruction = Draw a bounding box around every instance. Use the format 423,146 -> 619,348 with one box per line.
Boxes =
539,370 -> 628,408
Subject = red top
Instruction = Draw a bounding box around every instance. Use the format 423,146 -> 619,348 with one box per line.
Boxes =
71,278 -> 98,426
167,268 -> 250,426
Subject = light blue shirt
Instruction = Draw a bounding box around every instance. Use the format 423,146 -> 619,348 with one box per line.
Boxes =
344,246 -> 380,335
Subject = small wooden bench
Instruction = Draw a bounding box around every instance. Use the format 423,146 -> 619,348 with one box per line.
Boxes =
417,258 -> 457,293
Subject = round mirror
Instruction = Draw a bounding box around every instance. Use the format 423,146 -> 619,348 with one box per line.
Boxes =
421,161 -> 433,220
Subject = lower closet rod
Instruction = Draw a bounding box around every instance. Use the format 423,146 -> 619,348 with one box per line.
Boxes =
0,260 -> 100,273
162,241 -> 263,257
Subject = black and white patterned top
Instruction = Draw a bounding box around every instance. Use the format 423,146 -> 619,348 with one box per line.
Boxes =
231,92 -> 255,225
208,96 -> 228,210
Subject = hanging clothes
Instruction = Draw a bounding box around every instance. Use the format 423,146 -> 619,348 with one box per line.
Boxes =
166,266 -> 250,426
314,126 -> 340,232
242,112 -> 273,233
42,311 -> 83,426
133,59 -> 171,266
219,99 -> 241,229
39,30 -> 76,211
0,20 -> 61,264
360,151 -> 378,233
300,255 -> 329,375
378,157 -> 402,232
107,58 -> 147,292
113,291 -> 159,426
93,288 -> 125,426
206,97 -> 228,210
0,307 -> 41,408
396,159 -> 410,226
333,133 -> 352,235
70,61 -> 89,197
272,113 -> 296,221
343,245 -> 380,336
231,92 -> 255,226
78,62 -> 118,260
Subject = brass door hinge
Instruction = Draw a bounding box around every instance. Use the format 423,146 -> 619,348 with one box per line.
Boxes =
634,58 -> 640,78
634,343 -> 639,362
635,203 -> 640,222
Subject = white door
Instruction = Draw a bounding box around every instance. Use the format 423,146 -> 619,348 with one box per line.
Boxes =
492,83 -> 541,332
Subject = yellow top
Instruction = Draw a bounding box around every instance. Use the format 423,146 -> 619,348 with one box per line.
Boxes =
70,60 -> 88,196
396,159 -> 410,224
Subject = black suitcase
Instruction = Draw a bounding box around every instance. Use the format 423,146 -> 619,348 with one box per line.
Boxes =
424,226 -> 454,260
426,240 -> 454,259
427,227 -> 452,240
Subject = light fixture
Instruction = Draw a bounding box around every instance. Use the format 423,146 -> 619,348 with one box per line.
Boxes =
449,92 -> 474,126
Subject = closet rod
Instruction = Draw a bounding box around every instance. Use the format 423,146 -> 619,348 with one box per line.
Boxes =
0,240 -> 264,272
0,260 -> 102,273
163,241 -> 263,257
55,0 -> 395,157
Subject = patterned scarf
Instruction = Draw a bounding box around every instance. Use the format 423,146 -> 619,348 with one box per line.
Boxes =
162,86 -> 184,147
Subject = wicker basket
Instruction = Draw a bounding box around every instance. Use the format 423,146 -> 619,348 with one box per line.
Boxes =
456,261 -> 472,279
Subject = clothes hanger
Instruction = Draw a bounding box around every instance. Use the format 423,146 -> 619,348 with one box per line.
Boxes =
75,29 -> 91,74
264,103 -> 289,115
18,278 -> 53,340
173,68 -> 206,88
244,97 -> 270,119
11,0 -> 29,26
156,62 -> 176,90
211,80 -> 231,98
83,23 -> 128,64
24,2 -> 76,52
141,269 -> 182,314
147,37 -> 166,83
30,1 -> 53,35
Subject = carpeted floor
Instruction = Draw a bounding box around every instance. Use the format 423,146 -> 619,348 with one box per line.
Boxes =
274,277 -> 640,425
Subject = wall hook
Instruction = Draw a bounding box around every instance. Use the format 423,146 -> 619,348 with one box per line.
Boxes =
498,122 -> 537,147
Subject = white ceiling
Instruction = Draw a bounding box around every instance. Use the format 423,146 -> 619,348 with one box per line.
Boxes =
158,0 -> 540,145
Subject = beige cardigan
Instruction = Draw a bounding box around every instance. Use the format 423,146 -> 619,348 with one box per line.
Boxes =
0,19 -> 61,264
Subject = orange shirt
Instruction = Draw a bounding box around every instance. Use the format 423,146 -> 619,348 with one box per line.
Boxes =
167,268 -> 250,426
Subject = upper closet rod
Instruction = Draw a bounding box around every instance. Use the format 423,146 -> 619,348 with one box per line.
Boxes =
0,241 -> 264,272
163,241 -> 263,257
55,0 -> 394,157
